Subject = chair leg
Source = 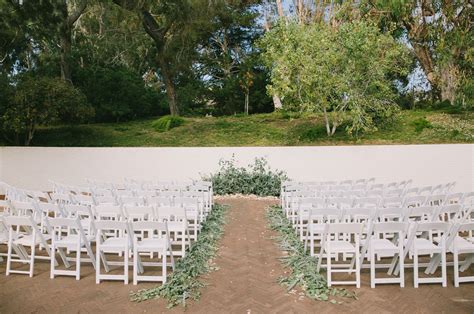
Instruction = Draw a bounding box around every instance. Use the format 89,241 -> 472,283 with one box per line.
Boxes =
6,231 -> 13,276
50,242 -> 55,279
96,244 -> 101,284
453,249 -> 459,287
162,248 -> 167,284
327,248 -> 332,287
29,244 -> 35,278
124,247 -> 129,285
413,251 -> 419,288
76,241 -> 81,280
441,250 -> 447,287
133,247 -> 138,285
356,250 -> 361,288
399,249 -> 405,288
370,248 -> 375,288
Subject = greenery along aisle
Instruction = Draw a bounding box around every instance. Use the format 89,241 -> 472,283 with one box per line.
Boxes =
130,204 -> 228,308
266,206 -> 357,304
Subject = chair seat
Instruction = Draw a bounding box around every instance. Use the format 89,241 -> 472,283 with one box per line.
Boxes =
411,238 -> 441,252
452,236 -> 474,252
101,237 -> 129,250
136,238 -> 167,251
55,235 -> 93,250
370,239 -> 398,252
14,234 -> 51,246
325,241 -> 356,252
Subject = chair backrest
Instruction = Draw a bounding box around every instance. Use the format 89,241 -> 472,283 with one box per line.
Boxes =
155,206 -> 187,221
403,195 -> 426,208
94,204 -> 123,219
381,196 -> 404,208
123,205 -> 155,220
436,204 -> 464,222
353,197 -> 379,208
147,196 -> 173,207
326,222 -> 364,234
71,193 -> 95,205
366,190 -> 384,198
414,221 -> 450,233
11,200 -> 37,216
51,193 -> 72,205
36,202 -> 64,217
418,186 -> 433,196
372,221 -> 406,233
425,194 -> 446,207
94,220 -> 130,232
3,215 -> 36,228
92,188 -> 114,197
119,195 -> 145,206
64,204 -> 93,218
309,208 -> 343,222
94,195 -> 117,205
404,187 -> 419,197
457,222 -> 474,233
131,220 -> 168,233
48,216 -> 81,229
404,206 -> 435,222
326,197 -> 353,209
444,192 -> 464,205
346,207 -> 376,222
384,188 -> 404,197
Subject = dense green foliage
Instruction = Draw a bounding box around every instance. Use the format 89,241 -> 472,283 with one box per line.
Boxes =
206,157 -> 287,196
260,20 -> 411,136
0,1 -> 472,146
151,115 -> 185,132
7,110 -> 472,147
130,204 -> 228,308
0,76 -> 93,145
266,205 -> 356,303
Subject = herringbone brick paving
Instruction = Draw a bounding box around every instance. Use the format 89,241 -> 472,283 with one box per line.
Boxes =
0,197 -> 473,313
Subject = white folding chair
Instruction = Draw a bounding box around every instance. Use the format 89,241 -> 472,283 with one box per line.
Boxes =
131,221 -> 175,285
452,222 -> 474,287
320,223 -> 364,288
4,215 -> 56,277
155,207 -> 189,257
369,222 -> 406,288
95,220 -> 132,284
408,222 -> 449,288
49,216 -> 96,280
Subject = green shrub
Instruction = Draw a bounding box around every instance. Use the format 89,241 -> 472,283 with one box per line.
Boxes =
152,115 -> 185,132
206,157 -> 288,196
412,117 -> 432,133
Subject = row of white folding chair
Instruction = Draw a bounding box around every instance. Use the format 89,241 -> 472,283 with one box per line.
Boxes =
94,219 -> 174,285
302,204 -> 470,256
287,193 -> 468,224
2,207 -> 177,284
313,221 -> 474,288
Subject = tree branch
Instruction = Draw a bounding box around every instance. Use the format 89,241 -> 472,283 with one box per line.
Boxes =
67,0 -> 88,26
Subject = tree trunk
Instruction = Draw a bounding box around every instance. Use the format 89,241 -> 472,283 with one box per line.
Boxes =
60,27 -> 73,84
160,58 -> 179,116
245,91 -> 249,114
439,61 -> 459,104
263,5 -> 284,111
323,107 -> 331,136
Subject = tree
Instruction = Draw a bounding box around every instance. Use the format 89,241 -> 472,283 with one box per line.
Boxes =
112,0 -> 218,116
58,0 -> 87,84
363,0 -> 473,104
1,76 -> 94,145
260,20 -> 411,136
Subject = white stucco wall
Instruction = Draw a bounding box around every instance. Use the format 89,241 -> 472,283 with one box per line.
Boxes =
0,144 -> 472,192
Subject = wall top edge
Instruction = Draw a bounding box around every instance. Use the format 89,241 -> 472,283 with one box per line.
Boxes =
1,143 -> 473,150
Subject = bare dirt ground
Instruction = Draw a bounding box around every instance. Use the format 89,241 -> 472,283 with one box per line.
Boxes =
0,197 -> 473,313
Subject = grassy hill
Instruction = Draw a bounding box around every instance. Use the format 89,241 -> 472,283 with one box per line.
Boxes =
5,109 -> 474,147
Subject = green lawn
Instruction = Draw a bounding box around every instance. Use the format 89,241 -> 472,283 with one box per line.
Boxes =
5,109 -> 474,147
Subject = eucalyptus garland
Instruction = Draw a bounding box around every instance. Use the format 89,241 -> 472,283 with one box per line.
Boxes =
130,204 -> 228,308
266,205 -> 357,303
